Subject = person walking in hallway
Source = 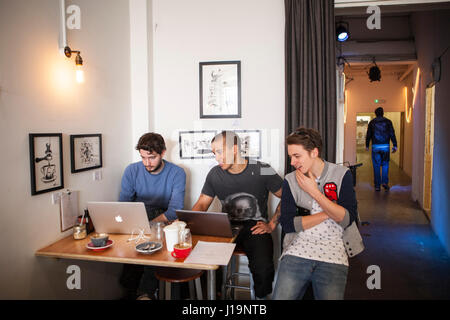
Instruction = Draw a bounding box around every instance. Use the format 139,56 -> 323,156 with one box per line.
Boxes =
365,107 -> 397,191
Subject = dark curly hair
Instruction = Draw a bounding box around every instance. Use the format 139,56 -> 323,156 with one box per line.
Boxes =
286,127 -> 323,156
135,132 -> 166,155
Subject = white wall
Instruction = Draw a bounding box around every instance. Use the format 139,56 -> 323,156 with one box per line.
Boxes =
0,0 -> 286,299
152,0 -> 285,207
151,0 -> 285,260
0,0 -> 132,299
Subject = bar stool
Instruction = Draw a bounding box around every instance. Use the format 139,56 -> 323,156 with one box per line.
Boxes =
155,267 -> 204,300
222,248 -> 255,300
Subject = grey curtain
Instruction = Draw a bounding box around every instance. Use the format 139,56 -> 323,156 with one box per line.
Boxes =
285,0 -> 337,173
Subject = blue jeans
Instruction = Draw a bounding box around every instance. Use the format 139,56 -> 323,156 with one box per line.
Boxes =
272,255 -> 348,300
371,145 -> 390,187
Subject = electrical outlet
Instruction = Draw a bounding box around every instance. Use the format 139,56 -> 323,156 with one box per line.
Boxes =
93,170 -> 102,181
51,192 -> 62,204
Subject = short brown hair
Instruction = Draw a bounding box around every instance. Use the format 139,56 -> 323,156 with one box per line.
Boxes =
286,127 -> 323,156
136,132 -> 166,155
211,131 -> 241,152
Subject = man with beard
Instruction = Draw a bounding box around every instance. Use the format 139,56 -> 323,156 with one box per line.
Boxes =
192,131 -> 283,299
119,132 -> 186,299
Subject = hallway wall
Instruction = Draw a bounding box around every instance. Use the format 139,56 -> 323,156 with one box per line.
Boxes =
411,10 -> 450,255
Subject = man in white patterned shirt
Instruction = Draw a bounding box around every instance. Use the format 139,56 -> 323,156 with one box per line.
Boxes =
273,127 -> 357,300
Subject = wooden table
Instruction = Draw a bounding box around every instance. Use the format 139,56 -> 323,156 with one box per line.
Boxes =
35,233 -> 233,300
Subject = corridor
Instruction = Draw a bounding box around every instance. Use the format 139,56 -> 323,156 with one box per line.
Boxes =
344,152 -> 450,299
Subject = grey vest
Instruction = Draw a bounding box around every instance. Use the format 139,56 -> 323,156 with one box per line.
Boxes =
283,161 -> 364,257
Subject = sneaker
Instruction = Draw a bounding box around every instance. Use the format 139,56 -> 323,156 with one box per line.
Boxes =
382,184 -> 390,191
375,186 -> 380,192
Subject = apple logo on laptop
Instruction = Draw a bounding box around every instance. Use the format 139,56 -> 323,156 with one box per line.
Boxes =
115,215 -> 123,223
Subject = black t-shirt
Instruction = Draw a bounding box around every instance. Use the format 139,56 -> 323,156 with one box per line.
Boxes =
201,161 -> 283,222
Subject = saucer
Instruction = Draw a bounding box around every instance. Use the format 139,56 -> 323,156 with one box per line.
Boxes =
86,239 -> 114,251
135,241 -> 162,254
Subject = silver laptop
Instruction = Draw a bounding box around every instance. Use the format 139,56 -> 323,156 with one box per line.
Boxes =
176,210 -> 238,238
87,202 -> 151,234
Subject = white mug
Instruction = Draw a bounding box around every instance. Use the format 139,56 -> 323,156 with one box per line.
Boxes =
163,224 -> 180,252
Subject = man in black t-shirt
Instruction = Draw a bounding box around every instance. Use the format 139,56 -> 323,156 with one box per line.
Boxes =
192,131 -> 283,299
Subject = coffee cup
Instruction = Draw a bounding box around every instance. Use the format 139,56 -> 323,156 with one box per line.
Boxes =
90,233 -> 109,247
171,242 -> 192,259
163,224 -> 179,252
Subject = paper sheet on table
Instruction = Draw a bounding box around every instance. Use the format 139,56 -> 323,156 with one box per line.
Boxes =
184,241 -> 236,266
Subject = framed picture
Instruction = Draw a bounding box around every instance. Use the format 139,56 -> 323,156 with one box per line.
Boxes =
234,130 -> 261,159
70,134 -> 102,173
199,61 -> 241,118
29,133 -> 64,195
179,130 -> 217,159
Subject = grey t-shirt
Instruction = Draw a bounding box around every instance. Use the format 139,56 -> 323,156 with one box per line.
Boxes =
201,161 -> 283,222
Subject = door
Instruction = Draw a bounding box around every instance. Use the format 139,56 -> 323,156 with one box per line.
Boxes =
423,86 -> 435,218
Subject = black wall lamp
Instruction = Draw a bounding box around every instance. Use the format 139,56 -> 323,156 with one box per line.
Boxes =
64,46 -> 84,83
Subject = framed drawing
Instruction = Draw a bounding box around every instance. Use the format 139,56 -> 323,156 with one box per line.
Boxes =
179,130 -> 217,159
70,134 -> 102,173
199,61 -> 241,118
29,133 -> 64,195
234,130 -> 261,159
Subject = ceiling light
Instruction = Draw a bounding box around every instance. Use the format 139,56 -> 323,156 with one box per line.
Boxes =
368,59 -> 381,82
336,22 -> 349,42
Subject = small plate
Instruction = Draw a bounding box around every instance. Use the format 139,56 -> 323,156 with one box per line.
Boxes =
136,241 -> 162,254
86,239 -> 114,251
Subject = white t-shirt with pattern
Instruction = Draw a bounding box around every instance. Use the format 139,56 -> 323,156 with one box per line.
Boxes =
283,180 -> 348,266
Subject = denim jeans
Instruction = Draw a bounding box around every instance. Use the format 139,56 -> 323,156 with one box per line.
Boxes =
272,255 -> 348,300
371,145 -> 390,187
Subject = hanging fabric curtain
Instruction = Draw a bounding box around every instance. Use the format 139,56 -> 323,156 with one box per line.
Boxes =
284,0 -> 337,173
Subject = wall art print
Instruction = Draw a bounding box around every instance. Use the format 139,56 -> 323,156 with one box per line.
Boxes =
29,133 -> 64,195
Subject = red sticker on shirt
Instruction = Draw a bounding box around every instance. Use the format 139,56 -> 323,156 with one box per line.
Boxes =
324,182 -> 338,202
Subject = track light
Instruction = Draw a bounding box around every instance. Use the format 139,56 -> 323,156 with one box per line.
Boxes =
336,22 -> 349,42
64,46 -> 84,83
368,59 -> 381,82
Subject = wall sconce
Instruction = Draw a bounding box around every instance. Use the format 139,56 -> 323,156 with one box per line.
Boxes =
59,0 -> 84,83
344,90 -> 348,124
64,46 -> 84,83
404,87 -> 412,123
412,68 -> 420,107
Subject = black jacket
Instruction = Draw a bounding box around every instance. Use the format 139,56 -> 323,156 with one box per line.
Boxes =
366,116 -> 397,148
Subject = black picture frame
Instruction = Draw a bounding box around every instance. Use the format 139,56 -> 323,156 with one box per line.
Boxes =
199,60 -> 241,118
179,130 -> 217,159
29,133 -> 64,196
234,129 -> 262,159
70,134 -> 103,173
